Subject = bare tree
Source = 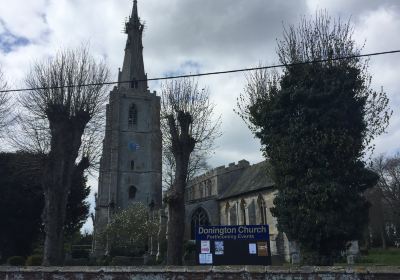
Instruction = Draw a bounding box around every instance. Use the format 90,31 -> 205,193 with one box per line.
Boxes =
19,46 -> 110,265
162,143 -> 211,190
371,154 -> 400,240
0,66 -> 13,134
364,186 -> 387,249
11,110 -> 105,177
161,78 -> 220,265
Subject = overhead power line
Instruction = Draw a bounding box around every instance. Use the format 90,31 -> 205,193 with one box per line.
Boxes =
1,49 -> 400,93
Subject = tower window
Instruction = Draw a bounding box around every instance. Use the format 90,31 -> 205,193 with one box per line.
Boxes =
128,104 -> 137,127
130,160 -> 135,170
131,79 -> 138,88
128,185 -> 137,199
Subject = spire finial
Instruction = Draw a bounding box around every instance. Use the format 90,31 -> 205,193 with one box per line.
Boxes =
132,0 -> 139,23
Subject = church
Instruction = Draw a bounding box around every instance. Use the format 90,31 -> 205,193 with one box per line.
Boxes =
184,160 -> 290,262
92,0 -> 290,262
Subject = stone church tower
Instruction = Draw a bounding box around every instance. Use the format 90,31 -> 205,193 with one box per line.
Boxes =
93,0 -> 162,255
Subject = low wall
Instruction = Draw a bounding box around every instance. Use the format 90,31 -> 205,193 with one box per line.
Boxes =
1,266 -> 400,280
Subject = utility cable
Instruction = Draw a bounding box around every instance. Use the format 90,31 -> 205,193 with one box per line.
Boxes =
1,49 -> 399,93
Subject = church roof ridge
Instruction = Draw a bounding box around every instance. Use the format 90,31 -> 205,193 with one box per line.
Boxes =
218,160 -> 274,200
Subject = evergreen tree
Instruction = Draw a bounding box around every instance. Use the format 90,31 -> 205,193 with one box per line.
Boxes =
0,152 -> 90,261
237,12 -> 391,264
0,153 -> 43,261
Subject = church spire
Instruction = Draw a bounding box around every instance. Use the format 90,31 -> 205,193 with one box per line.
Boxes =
119,0 -> 147,91
132,0 -> 139,25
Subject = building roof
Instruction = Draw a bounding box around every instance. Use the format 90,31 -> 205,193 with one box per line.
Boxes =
218,161 -> 275,200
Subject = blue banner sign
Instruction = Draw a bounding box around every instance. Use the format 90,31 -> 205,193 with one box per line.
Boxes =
196,225 -> 269,241
195,225 -> 272,265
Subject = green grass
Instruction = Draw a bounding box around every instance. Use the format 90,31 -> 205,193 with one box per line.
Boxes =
357,248 -> 400,266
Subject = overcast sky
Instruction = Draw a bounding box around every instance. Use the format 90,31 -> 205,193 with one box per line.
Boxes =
1,0 -> 399,232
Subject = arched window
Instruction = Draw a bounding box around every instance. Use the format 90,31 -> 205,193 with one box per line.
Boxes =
188,188 -> 192,201
190,207 -> 210,240
185,188 -> 192,201
229,204 -> 237,225
130,160 -> 135,170
257,195 -> 267,224
248,199 -> 256,225
225,202 -> 230,225
128,185 -> 137,199
128,104 -> 137,127
240,199 -> 247,225
206,179 -> 212,196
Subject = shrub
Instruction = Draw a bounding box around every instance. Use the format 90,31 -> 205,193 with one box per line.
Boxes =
96,256 -> 112,266
111,256 -> 134,266
183,240 -> 196,262
25,255 -> 42,266
183,240 -> 196,254
101,203 -> 159,256
7,256 -> 25,266
71,248 -> 90,259
64,258 -> 89,266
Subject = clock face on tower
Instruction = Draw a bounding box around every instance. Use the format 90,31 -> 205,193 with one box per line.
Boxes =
128,141 -> 140,151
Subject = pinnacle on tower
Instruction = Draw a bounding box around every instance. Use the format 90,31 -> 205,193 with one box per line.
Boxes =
131,0 -> 139,25
125,0 -> 142,33
120,0 -> 147,90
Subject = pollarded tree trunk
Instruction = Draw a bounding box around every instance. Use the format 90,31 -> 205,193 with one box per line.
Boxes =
166,158 -> 189,265
42,178 -> 69,265
42,110 -> 89,266
166,111 -> 195,265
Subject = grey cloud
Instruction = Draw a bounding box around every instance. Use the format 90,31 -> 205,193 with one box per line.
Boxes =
0,20 -> 30,53
142,0 -> 309,74
308,0 -> 400,20
339,0 -> 399,15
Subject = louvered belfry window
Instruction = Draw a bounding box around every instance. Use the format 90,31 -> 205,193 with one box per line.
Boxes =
128,104 -> 137,127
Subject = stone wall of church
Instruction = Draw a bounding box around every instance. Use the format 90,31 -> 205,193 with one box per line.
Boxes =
94,85 -> 162,256
184,200 -> 219,240
185,160 -> 250,202
184,160 -> 251,240
116,88 -> 162,210
218,190 -> 290,262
